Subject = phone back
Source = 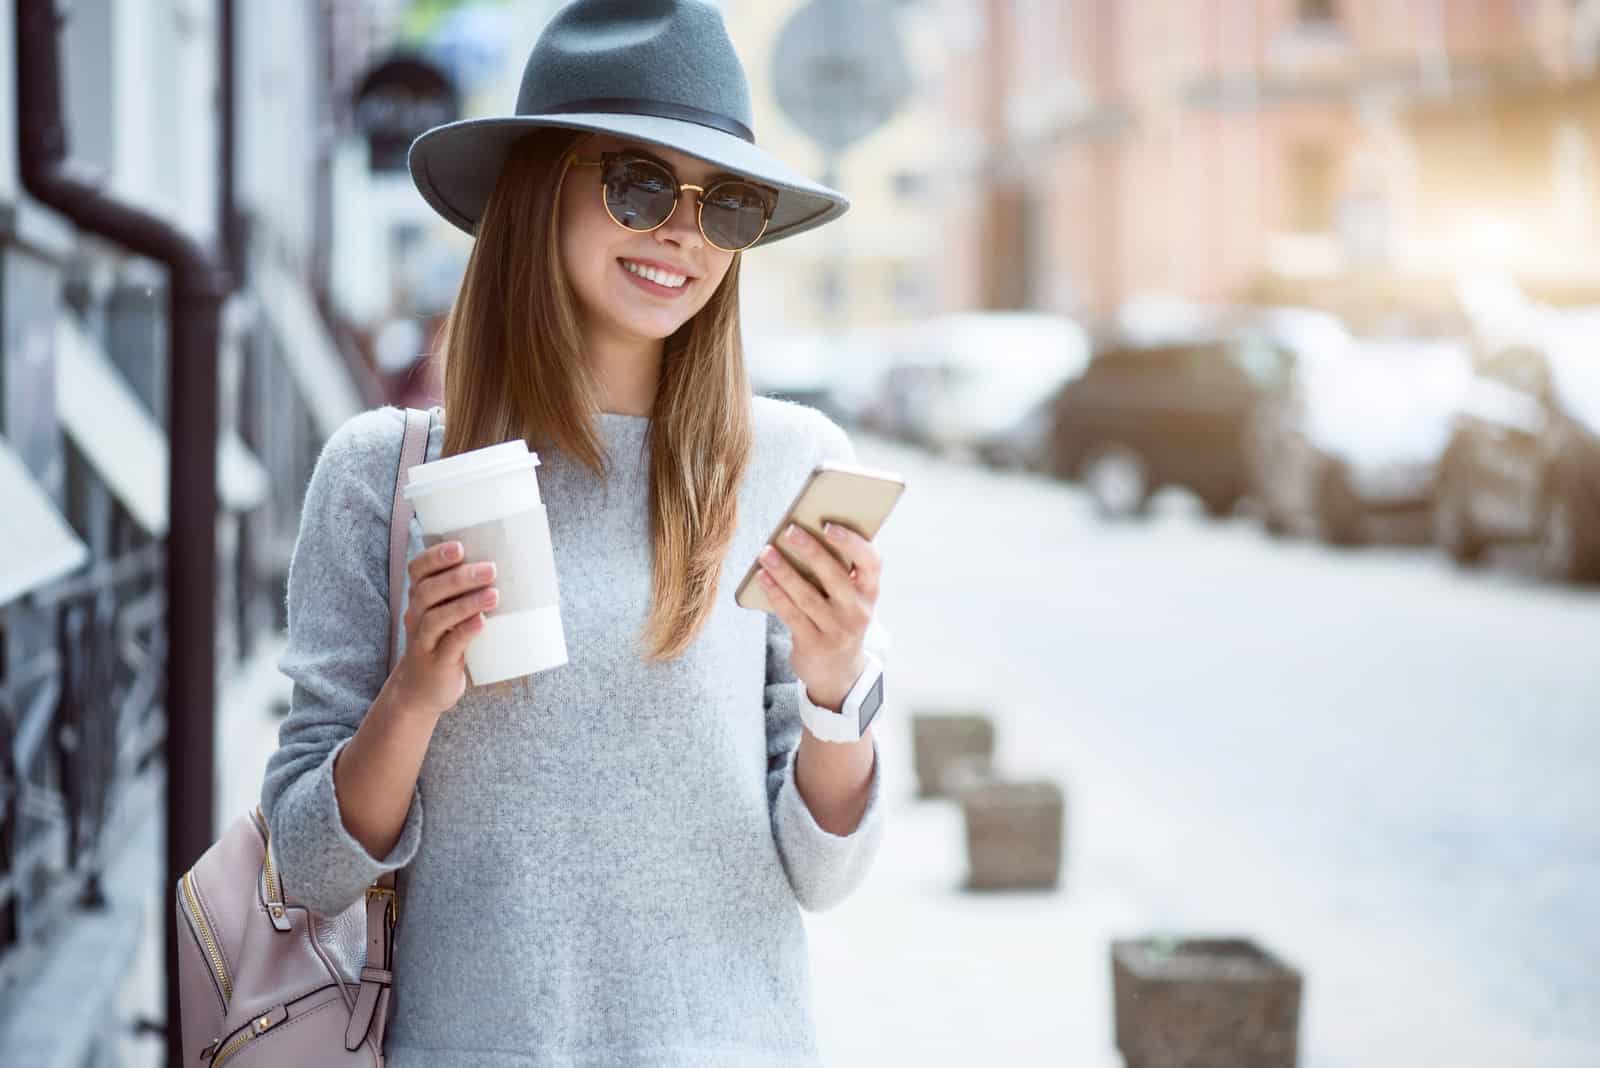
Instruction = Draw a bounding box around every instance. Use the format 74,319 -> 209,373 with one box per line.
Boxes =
735,464 -> 905,614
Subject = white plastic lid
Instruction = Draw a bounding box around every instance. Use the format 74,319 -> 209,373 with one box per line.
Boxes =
403,440 -> 540,497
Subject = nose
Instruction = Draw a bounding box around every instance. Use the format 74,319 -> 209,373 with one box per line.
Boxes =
657,185 -> 705,249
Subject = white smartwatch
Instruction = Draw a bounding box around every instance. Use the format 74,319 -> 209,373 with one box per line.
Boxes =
797,650 -> 885,743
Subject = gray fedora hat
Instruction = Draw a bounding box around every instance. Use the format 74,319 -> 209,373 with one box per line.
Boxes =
407,0 -> 848,248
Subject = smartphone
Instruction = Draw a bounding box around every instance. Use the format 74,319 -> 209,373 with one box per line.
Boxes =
734,460 -> 907,613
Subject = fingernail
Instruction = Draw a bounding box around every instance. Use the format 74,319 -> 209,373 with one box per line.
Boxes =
474,562 -> 496,580
786,523 -> 805,544
825,522 -> 842,540
760,545 -> 777,564
444,542 -> 462,560
481,588 -> 499,608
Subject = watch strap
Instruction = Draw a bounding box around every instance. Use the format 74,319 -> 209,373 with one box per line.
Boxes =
797,651 -> 884,743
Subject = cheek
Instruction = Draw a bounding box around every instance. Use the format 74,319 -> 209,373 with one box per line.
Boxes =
559,198 -> 606,293
690,256 -> 736,312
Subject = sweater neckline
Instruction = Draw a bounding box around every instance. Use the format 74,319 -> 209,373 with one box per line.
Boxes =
426,406 -> 650,426
425,406 -> 649,470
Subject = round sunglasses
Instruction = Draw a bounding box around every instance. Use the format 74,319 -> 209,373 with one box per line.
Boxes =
568,151 -> 778,253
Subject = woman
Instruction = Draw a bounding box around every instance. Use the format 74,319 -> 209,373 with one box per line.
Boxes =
261,2 -> 890,1065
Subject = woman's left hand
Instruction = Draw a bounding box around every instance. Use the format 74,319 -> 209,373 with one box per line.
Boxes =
757,521 -> 882,711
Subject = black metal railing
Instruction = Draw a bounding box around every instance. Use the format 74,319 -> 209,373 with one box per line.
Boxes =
0,518 -> 165,996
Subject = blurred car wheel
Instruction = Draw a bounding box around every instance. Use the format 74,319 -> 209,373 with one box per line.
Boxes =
1433,465 -> 1486,566
1315,464 -> 1366,546
1081,443 -> 1151,519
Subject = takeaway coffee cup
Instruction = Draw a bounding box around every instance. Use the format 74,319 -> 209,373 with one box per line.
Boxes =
401,439 -> 567,685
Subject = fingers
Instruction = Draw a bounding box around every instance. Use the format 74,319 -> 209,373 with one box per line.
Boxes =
758,552 -> 872,651
766,522 -> 880,611
820,521 -> 881,597
414,558 -> 497,615
756,556 -> 822,644
407,540 -> 464,585
417,584 -> 498,654
435,605 -> 486,660
404,542 -> 499,655
783,523 -> 853,597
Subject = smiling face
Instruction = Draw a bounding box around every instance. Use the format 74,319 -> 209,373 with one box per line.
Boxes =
557,133 -> 739,349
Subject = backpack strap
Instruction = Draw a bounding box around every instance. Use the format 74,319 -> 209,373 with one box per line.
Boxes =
387,406 -> 432,673
347,405 -> 431,1052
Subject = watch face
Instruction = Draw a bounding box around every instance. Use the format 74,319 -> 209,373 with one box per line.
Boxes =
857,673 -> 884,733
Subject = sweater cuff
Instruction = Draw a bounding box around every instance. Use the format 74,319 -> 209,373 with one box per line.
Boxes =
302,735 -> 424,905
771,721 -> 885,912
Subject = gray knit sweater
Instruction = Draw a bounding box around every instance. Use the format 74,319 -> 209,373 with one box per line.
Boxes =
260,398 -> 887,1068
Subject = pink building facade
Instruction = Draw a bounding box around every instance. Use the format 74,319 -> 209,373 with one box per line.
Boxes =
939,0 -> 1599,323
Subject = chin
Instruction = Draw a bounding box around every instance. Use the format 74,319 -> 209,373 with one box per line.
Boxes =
607,292 -> 701,338
611,311 -> 690,342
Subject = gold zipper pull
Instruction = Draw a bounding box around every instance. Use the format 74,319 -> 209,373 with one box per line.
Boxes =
201,1036 -> 221,1060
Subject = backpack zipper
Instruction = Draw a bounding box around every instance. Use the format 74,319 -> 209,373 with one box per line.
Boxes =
207,1010 -> 277,1068
251,808 -> 283,914
181,869 -> 233,1004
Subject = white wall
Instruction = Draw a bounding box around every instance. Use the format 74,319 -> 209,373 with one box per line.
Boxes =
102,0 -> 218,242
236,0 -> 320,265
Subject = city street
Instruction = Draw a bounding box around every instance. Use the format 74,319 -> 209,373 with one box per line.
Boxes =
809,431 -> 1600,1068
173,428 -> 1600,1068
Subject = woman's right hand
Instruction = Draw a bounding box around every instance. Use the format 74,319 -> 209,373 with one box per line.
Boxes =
390,541 -> 498,718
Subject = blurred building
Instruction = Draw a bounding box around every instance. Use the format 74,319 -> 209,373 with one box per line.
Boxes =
719,0 -> 947,329
941,0 -> 1600,325
0,1 -> 393,1064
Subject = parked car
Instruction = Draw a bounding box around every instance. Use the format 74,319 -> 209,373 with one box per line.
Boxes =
974,390 -> 1059,472
746,330 -> 842,425
1434,332 -> 1600,583
1249,337 -> 1472,545
856,312 -> 1089,455
1046,328 -> 1289,518
745,328 -> 885,429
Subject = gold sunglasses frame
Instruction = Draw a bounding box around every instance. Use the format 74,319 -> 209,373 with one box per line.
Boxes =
568,151 -> 777,253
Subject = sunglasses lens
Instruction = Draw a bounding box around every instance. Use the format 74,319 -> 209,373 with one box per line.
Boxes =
700,183 -> 772,250
603,159 -> 676,230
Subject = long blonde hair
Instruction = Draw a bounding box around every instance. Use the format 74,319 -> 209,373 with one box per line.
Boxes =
432,128 -> 754,666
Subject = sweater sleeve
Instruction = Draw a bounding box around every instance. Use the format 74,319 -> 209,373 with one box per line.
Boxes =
763,412 -> 890,913
259,407 -> 424,916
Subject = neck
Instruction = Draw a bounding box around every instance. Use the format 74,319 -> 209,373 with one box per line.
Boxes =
584,319 -> 663,418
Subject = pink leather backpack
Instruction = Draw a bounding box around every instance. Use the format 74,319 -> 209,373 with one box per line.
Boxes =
175,407 -> 432,1066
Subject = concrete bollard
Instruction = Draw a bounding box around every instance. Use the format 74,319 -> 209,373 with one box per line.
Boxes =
940,754 -> 993,801
910,711 -> 996,799
959,778 -> 1064,890
1110,936 -> 1302,1068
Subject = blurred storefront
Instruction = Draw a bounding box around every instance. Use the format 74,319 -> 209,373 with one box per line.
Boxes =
0,1 -> 410,1063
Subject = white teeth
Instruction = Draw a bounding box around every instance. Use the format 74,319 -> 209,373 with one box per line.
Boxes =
622,260 -> 687,288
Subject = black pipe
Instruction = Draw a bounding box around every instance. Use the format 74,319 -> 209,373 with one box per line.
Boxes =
219,0 -> 242,283
15,3 -> 230,1065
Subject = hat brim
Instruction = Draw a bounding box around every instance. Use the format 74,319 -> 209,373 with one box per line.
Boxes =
408,113 -> 848,248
